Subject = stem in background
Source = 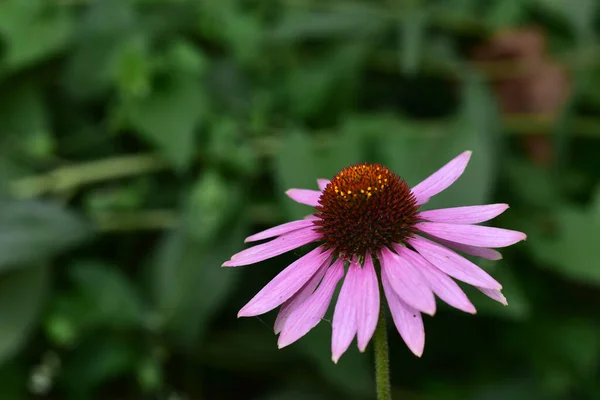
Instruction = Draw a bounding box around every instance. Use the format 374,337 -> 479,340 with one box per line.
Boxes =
374,305 -> 392,400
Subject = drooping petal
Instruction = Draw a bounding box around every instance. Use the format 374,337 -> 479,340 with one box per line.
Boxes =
278,260 -> 344,348
223,228 -> 320,267
356,255 -> 380,352
245,219 -> 316,243
415,222 -> 527,248
433,238 -> 502,260
397,246 -> 476,314
418,204 -> 509,224
381,268 -> 425,357
477,287 -> 508,306
274,261 -> 329,334
331,259 -> 359,363
238,247 -> 333,317
379,247 -> 436,316
317,179 -> 330,191
410,151 -> 472,205
409,236 -> 502,290
286,189 -> 321,207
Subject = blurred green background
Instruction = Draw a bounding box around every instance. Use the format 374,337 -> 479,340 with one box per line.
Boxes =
1,0 -> 599,399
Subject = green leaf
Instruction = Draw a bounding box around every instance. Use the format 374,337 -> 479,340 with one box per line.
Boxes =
270,6 -> 382,42
0,0 -> 72,72
317,123 -> 366,178
275,131 -> 319,220
399,10 -> 426,75
294,323 -> 372,397
186,169 -> 240,242
150,216 -> 245,347
532,0 -> 596,37
378,76 -> 498,209
0,264 -> 50,365
62,0 -> 138,99
69,261 -> 147,329
0,200 -> 91,272
486,0 -> 524,29
467,261 -> 530,319
204,325 -> 284,372
62,335 -> 140,398
206,118 -> 259,175
530,201 -> 600,285
123,73 -> 205,170
0,82 -> 48,149
286,45 -> 365,119
110,34 -> 152,99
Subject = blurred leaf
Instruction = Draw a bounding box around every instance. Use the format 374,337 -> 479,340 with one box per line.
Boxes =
0,82 -> 48,149
286,44 -> 365,119
399,10 -> 426,75
123,73 -> 205,170
530,199 -> 600,285
486,0 -> 524,28
0,200 -> 91,271
150,204 -> 246,347
69,261 -> 147,329
0,361 -> 27,399
275,131 -> 320,220
509,317 -> 600,396
186,169 -> 240,242
111,34 -> 152,99
0,264 -> 50,365
136,357 -> 163,393
207,118 -> 258,175
62,0 -> 138,99
0,0 -> 72,72
270,6 -> 382,42
467,262 -> 530,319
294,323 -> 372,398
425,74 -> 498,209
163,39 -> 207,75
378,76 -> 497,209
532,0 -> 596,37
204,325 -> 284,373
259,388 -> 330,400
505,158 -> 560,207
62,335 -> 140,398
317,123 -> 366,177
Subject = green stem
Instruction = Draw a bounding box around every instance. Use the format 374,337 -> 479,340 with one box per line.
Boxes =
374,308 -> 392,400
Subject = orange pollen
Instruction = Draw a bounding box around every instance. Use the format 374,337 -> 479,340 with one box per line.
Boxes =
313,163 -> 419,258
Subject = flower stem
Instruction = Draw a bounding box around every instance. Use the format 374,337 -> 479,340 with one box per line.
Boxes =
374,308 -> 392,400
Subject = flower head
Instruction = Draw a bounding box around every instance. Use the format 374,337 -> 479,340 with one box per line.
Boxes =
223,151 -> 526,362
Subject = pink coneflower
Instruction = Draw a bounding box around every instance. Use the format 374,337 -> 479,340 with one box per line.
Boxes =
223,151 -> 526,363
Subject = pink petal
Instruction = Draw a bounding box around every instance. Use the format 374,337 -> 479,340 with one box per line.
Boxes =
410,151 -> 472,205
381,268 -> 425,357
409,236 -> 502,290
317,179 -> 330,191
477,287 -> 508,306
397,246 -> 476,314
433,238 -> 502,260
379,247 -> 436,316
223,228 -> 320,267
356,255 -> 380,352
331,259 -> 359,363
418,204 -> 509,224
286,189 -> 321,207
238,247 -> 333,317
273,261 -> 329,334
278,260 -> 344,348
245,219 -> 316,243
415,222 -> 527,248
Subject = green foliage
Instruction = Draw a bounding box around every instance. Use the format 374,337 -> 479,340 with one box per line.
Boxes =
0,0 -> 599,399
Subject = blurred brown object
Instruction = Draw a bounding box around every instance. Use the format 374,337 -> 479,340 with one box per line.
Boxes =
472,27 -> 572,165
